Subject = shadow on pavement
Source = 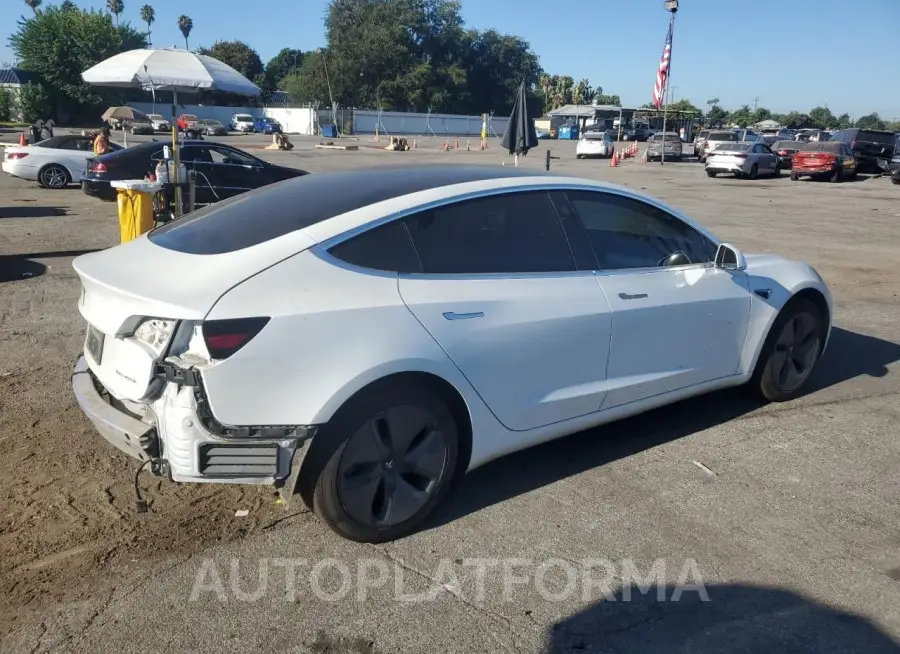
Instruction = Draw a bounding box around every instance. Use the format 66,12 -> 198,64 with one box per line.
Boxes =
0,257 -> 47,282
431,327 -> 900,527
0,205 -> 68,219
544,583 -> 900,653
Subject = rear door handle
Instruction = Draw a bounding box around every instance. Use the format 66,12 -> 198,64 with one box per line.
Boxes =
618,292 -> 648,300
443,311 -> 484,321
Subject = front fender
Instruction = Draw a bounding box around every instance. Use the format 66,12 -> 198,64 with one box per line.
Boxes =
739,255 -> 833,375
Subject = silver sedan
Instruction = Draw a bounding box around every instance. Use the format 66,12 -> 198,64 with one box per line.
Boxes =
705,142 -> 781,179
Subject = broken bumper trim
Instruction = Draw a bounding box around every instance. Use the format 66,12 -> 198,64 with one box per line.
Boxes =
72,356 -> 155,462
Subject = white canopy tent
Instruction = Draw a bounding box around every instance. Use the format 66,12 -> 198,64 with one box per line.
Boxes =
82,48 -> 260,212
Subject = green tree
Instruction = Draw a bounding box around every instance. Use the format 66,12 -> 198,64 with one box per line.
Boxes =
855,112 -> 887,130
593,93 -> 621,106
140,5 -> 155,45
572,79 -> 593,105
196,41 -> 264,81
17,81 -> 51,122
318,0 -> 541,114
835,113 -> 852,129
808,106 -> 835,129
24,0 -> 42,14
0,87 -> 12,122
61,0 -> 76,9
728,104 -> 752,127
10,5 -> 147,122
264,48 -> 304,89
177,15 -> 193,49
106,0 -> 124,26
751,107 -> 772,124
282,50 -> 331,106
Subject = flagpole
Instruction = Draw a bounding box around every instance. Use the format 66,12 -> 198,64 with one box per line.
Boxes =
660,7 -> 676,165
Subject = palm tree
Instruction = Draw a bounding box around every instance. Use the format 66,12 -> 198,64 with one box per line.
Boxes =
140,5 -> 155,45
61,0 -> 75,8
107,0 -> 124,26
24,0 -> 41,14
177,15 -> 193,50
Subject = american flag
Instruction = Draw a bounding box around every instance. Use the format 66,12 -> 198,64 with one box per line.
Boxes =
652,22 -> 673,109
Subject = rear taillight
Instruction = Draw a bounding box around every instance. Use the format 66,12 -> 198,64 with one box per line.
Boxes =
777,150 -> 788,156
6,152 -> 28,160
89,161 -> 108,173
202,317 -> 270,360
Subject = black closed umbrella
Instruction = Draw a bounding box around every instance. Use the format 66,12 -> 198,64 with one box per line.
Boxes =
501,81 -> 538,166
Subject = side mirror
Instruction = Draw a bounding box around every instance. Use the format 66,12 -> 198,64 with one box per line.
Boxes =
714,243 -> 747,271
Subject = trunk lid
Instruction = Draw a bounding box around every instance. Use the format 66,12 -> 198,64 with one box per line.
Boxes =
74,229 -> 317,400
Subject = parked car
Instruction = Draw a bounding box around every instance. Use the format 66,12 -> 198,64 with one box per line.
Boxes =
128,119 -> 155,135
734,129 -> 762,143
693,129 -> 711,157
255,116 -> 282,134
575,131 -> 614,158
771,140 -> 804,169
790,141 -> 858,183
71,164 -> 833,542
198,119 -> 228,136
230,113 -> 256,133
890,134 -> 900,185
2,134 -> 123,189
81,140 -> 307,203
146,113 -> 171,132
176,113 -> 200,132
699,130 -> 740,162
795,130 -> 830,143
829,128 -> 895,174
645,132 -> 683,161
621,124 -> 652,142
705,142 -> 781,179
535,128 -> 551,139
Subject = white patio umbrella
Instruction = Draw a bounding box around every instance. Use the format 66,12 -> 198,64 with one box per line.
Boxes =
82,48 -> 260,205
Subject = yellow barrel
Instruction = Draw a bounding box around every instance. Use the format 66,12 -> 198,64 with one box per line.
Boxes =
116,188 -> 156,244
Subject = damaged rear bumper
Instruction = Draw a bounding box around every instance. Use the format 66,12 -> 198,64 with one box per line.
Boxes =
72,356 -> 316,486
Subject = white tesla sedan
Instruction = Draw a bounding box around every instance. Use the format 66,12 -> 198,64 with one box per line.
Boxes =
72,166 -> 832,542
2,134 -> 123,188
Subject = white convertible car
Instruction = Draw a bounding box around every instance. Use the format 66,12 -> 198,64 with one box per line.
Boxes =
2,134 -> 123,188
72,166 -> 832,542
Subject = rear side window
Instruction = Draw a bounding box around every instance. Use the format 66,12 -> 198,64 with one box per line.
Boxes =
328,220 -> 421,273
709,132 -> 737,141
403,191 -> 575,274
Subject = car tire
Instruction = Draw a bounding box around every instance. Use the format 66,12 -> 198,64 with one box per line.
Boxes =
891,177 -> 900,185
37,164 -> 71,189
699,156 -> 706,164
791,173 -> 800,181
576,154 -> 584,159
830,167 -> 843,183
706,170 -> 717,177
773,164 -> 781,177
312,381 -> 460,543
751,297 -> 824,402
748,164 -> 759,180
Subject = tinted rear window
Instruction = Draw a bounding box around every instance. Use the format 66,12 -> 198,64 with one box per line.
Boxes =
709,132 -> 738,141
801,142 -> 842,153
773,141 -> 798,149
855,130 -> 895,146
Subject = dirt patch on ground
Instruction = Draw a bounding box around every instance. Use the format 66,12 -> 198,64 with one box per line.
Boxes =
0,360 -> 290,636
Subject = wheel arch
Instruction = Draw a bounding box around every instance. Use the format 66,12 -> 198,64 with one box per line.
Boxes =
296,369 -> 474,509
38,161 -> 73,185
746,285 -> 832,376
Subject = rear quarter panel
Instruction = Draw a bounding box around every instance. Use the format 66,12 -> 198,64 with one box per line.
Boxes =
200,250 -> 503,452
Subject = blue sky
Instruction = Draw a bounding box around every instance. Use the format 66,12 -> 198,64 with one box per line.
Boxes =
4,0 -> 898,118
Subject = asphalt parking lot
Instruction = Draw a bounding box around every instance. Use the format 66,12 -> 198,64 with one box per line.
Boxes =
1,135 -> 899,653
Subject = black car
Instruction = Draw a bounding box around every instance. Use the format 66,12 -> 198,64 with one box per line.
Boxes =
890,134 -> 900,185
81,140 -> 308,203
771,139 -> 804,169
829,128 -> 895,174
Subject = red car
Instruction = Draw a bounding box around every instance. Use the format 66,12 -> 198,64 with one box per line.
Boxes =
791,142 -> 858,183
176,113 -> 200,132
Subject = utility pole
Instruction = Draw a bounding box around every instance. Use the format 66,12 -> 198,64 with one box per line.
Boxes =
752,96 -> 759,112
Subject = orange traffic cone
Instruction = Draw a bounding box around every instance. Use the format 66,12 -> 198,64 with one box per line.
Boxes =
610,150 -> 618,167
18,132 -> 27,146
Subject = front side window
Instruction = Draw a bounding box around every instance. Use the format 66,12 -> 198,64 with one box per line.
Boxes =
403,191 -> 575,274
208,146 -> 260,167
566,190 -> 714,270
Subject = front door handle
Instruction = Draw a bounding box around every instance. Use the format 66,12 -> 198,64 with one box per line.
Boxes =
618,292 -> 649,300
443,311 -> 484,321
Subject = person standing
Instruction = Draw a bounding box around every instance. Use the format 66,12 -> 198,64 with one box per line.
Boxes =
40,118 -> 54,141
93,126 -> 111,156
